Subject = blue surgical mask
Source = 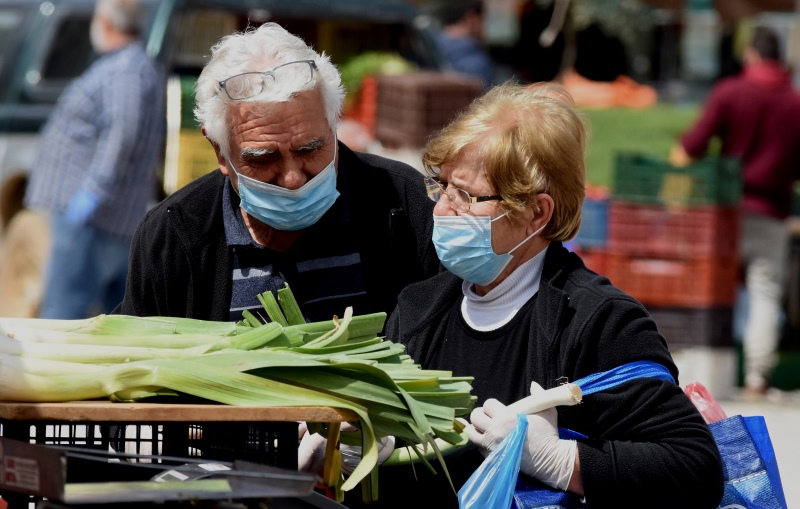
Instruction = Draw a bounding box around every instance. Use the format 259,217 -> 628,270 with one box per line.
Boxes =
229,142 -> 339,231
432,212 -> 547,286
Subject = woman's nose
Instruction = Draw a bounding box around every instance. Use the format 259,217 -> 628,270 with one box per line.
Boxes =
433,195 -> 457,216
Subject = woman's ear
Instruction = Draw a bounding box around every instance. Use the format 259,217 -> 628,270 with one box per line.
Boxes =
528,193 -> 554,234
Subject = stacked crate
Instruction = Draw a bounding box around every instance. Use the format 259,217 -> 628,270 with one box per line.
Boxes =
571,186 -> 610,275
606,153 -> 743,398
375,72 -> 483,148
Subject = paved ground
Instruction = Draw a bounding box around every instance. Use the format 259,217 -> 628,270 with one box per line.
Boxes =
719,390 -> 800,507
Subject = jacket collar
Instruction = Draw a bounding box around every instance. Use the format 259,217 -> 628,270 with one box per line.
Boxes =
535,241 -> 573,347
743,61 -> 791,88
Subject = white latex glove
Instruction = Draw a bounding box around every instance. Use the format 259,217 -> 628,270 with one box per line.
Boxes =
297,421 -> 328,475
466,383 -> 577,491
297,422 -> 395,475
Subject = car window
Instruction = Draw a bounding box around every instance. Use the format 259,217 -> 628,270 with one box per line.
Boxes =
169,9 -> 239,72
0,8 -> 23,68
41,14 -> 92,81
0,5 -> 30,96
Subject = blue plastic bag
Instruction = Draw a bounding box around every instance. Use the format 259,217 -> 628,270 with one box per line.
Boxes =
711,414 -> 787,509
458,414 -> 528,509
511,361 -> 673,508
510,428 -> 588,509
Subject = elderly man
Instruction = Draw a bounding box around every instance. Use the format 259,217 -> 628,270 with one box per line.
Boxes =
116,23 -> 439,323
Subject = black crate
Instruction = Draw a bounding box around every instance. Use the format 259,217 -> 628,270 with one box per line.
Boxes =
647,306 -> 734,349
0,420 -> 297,468
0,420 -> 298,508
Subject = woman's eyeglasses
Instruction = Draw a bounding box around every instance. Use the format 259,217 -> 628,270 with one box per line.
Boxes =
424,176 -> 503,213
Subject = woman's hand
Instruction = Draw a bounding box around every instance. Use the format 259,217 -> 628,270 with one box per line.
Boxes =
464,383 -> 577,491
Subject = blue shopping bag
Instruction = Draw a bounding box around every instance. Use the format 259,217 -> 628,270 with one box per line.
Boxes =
711,414 -> 787,509
687,381 -> 787,509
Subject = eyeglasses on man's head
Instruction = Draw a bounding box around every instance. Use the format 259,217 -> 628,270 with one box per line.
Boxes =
424,176 -> 503,213
218,60 -> 317,101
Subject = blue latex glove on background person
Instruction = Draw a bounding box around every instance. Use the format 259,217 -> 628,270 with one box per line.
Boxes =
466,382 -> 577,491
64,189 -> 101,225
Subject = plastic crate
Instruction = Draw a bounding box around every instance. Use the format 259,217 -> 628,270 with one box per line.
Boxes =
0,421 -> 298,508
647,306 -> 734,348
613,153 -> 742,206
375,72 -> 483,148
606,253 -> 739,307
0,420 -> 295,468
574,247 -> 607,275
163,129 -> 220,194
342,75 -> 378,138
574,198 -> 608,249
608,202 -> 740,259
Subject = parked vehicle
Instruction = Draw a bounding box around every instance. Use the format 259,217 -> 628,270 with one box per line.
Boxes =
0,0 -> 446,231
0,0 -> 446,317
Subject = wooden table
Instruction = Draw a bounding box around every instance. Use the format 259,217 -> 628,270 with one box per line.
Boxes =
0,401 -> 357,423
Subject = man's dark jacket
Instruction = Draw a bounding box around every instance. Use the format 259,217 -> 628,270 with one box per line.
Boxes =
117,143 -> 440,320
380,243 -> 724,509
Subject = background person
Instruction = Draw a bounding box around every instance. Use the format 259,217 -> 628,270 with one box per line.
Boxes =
116,22 -> 440,324
302,82 -> 724,509
23,0 -> 166,319
434,0 -> 496,91
670,26 -> 800,398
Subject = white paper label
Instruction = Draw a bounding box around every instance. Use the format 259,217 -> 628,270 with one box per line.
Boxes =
3,456 -> 39,491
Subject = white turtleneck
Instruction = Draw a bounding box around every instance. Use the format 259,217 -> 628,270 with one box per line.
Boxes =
460,246 -> 549,331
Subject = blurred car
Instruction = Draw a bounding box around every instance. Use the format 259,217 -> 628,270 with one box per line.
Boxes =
0,0 -> 446,230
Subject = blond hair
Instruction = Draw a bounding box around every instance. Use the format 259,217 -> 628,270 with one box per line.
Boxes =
422,81 -> 588,241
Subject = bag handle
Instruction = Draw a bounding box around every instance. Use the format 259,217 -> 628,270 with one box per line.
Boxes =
572,360 -> 675,396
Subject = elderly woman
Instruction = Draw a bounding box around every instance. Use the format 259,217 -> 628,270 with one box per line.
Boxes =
379,83 -> 724,509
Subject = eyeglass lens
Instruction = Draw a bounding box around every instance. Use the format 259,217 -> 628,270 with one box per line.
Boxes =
424,177 -> 472,213
221,61 -> 315,100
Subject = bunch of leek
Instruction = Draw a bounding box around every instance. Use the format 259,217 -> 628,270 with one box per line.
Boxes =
0,284 -> 475,501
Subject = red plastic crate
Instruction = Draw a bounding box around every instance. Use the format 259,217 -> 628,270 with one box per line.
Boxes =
606,253 -> 739,307
608,202 -> 740,259
574,247 -> 607,275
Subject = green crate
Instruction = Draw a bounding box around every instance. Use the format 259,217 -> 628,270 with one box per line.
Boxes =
612,153 -> 742,206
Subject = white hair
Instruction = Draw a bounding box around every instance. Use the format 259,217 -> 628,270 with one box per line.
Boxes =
95,0 -> 142,34
194,23 -> 345,158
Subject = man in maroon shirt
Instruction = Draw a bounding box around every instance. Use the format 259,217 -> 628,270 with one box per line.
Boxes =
671,26 -> 800,398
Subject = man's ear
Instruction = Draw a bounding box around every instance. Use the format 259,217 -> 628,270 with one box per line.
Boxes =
202,126 -> 230,176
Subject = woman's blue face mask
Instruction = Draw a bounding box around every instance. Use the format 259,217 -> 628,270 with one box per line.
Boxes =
228,141 -> 339,231
432,211 -> 547,286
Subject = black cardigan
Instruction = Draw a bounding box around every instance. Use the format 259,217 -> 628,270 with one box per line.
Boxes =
117,143 -> 441,321
383,243 -> 724,509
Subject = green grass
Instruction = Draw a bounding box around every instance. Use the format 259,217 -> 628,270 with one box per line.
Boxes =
582,104 -> 702,189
